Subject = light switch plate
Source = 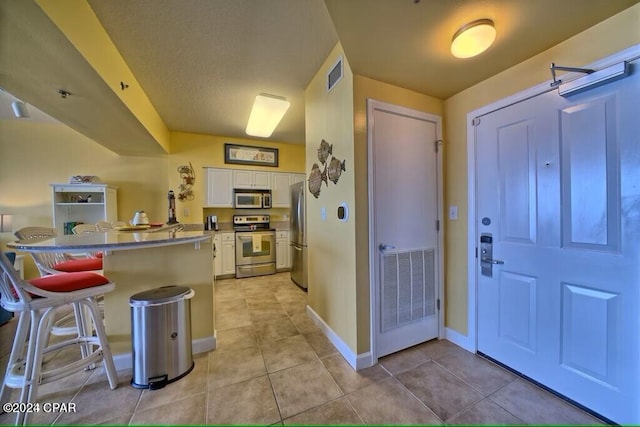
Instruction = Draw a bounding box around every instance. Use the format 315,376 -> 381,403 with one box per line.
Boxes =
448,206 -> 458,220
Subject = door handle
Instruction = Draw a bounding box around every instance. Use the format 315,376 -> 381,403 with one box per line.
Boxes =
481,257 -> 504,265
290,244 -> 302,251
378,243 -> 395,253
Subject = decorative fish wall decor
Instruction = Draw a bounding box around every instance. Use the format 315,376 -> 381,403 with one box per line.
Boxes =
308,139 -> 347,198
308,163 -> 328,198
327,156 -> 345,184
317,139 -> 333,165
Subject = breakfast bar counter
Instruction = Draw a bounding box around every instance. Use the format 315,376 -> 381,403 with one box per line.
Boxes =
8,229 -> 215,362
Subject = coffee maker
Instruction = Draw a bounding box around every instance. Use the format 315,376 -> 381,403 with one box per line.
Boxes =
205,215 -> 218,231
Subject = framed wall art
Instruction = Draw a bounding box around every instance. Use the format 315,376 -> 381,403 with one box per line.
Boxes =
224,143 -> 279,167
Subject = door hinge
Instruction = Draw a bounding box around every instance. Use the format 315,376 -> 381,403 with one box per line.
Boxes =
472,117 -> 481,126
436,220 -> 440,231
437,299 -> 440,311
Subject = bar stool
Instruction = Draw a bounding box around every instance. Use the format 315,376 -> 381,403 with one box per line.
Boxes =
14,227 -> 103,337
0,250 -> 118,425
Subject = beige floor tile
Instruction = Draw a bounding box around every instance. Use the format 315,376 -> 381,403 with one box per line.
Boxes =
283,397 -> 363,425
289,313 -> 321,335
215,325 -> 257,351
248,302 -> 289,323
207,346 -> 266,389
489,379 -> 604,425
434,350 -> 516,395
447,398 -> 524,425
215,297 -> 247,315
215,283 -> 245,302
347,377 -> 442,425
207,375 -> 280,425
396,360 -> 483,421
135,353 -> 208,412
303,332 -> 338,358
269,360 -> 343,419
215,308 -> 252,331
55,375 -> 142,425
321,353 -> 390,394
378,343 -> 431,374
130,392 -> 206,425
417,338 -> 468,361
280,300 -> 307,316
246,294 -> 280,306
260,334 -> 318,373
253,317 -> 300,344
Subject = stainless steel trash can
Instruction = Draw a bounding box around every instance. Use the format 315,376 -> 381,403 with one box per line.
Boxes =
130,285 -> 195,389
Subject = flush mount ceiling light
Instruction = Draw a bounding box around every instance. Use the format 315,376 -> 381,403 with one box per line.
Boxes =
451,18 -> 496,59
245,94 -> 290,138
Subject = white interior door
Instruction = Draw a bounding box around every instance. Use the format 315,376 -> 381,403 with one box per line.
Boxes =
368,100 -> 442,359
475,59 -> 640,424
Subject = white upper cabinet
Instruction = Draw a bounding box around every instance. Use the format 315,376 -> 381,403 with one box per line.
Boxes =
233,170 -> 271,189
204,168 -> 233,207
271,173 -> 306,208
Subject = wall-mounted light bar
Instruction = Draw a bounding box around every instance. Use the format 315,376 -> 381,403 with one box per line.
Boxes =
558,61 -> 630,97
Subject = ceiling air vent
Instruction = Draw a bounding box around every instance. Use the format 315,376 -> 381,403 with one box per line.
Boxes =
327,56 -> 343,92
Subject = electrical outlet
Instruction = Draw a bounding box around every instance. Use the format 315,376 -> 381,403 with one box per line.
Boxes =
448,206 -> 458,220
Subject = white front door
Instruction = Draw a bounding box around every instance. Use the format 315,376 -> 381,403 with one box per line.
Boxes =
476,59 -> 640,424
368,100 -> 442,359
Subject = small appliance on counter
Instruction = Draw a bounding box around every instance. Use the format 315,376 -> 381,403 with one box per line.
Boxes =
131,211 -> 150,226
205,215 -> 218,231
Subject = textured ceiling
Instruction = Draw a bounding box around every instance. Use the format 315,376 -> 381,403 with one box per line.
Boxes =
87,0 -> 339,145
1,0 -> 638,151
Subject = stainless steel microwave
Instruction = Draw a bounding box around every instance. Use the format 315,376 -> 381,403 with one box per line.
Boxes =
234,189 -> 272,209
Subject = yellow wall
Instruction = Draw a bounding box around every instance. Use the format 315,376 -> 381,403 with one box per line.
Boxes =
305,43 -> 358,352
352,76 -> 443,352
443,4 -> 640,334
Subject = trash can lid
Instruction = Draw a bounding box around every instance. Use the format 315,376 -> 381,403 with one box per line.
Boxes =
129,285 -> 193,306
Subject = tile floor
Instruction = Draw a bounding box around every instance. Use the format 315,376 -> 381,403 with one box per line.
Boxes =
1,272 -> 604,425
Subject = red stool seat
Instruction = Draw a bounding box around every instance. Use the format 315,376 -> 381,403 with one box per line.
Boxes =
52,257 -> 103,272
30,271 -> 110,292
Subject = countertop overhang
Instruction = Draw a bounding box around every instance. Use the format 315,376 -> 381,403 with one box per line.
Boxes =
8,230 -> 211,254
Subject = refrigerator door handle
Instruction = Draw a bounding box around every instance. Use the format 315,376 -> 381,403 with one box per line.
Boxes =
290,243 -> 303,251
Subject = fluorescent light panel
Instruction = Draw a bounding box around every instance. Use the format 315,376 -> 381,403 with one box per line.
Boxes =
245,94 -> 290,138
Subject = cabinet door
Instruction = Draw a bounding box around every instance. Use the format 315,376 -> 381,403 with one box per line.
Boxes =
213,234 -> 222,277
233,170 -> 253,189
221,233 -> 236,275
276,238 -> 287,269
253,171 -> 271,189
290,173 -> 306,185
271,173 -> 291,208
205,168 -> 233,207
233,170 -> 271,189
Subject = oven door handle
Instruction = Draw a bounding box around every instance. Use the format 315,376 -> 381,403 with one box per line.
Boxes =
237,235 -> 272,241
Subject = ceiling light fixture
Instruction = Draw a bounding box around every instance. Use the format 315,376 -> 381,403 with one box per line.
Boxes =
451,19 -> 496,59
245,94 -> 290,138
11,101 -> 29,118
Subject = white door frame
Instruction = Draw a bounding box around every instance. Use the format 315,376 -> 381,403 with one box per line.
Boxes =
465,44 -> 640,353
367,98 -> 445,365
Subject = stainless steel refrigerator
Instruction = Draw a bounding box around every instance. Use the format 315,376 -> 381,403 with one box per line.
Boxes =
290,181 -> 307,289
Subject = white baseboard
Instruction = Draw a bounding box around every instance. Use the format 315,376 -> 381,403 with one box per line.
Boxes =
445,327 -> 475,352
306,306 -> 373,370
111,335 -> 216,373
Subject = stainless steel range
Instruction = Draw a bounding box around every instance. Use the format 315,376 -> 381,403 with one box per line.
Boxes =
233,215 -> 276,278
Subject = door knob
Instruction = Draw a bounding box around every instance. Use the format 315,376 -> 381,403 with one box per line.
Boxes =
378,243 -> 395,253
